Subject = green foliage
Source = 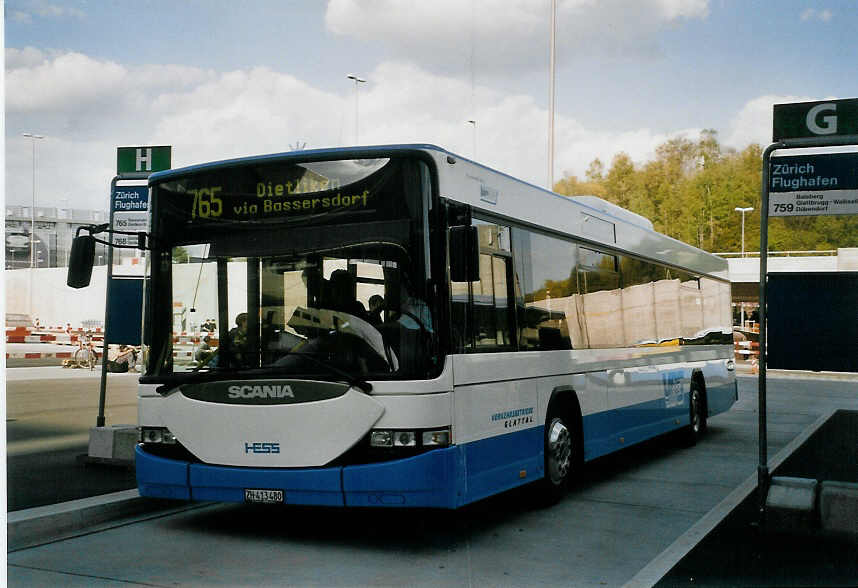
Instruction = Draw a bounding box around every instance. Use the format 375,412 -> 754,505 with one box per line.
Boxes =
553,132 -> 858,253
172,247 -> 190,263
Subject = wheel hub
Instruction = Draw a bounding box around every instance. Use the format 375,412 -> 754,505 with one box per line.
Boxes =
547,418 -> 572,485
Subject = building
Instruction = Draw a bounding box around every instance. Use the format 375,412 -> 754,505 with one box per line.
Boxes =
5,205 -> 109,269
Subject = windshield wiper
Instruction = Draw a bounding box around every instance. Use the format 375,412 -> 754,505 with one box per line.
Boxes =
234,352 -> 372,394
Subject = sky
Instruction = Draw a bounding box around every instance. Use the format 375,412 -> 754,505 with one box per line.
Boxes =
4,0 -> 857,212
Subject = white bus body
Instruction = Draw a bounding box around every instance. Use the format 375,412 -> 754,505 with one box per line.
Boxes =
136,145 -> 736,508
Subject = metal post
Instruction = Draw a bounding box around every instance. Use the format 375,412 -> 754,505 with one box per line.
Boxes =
547,0 -> 557,190
22,133 -> 44,318
97,172 -> 149,428
758,142 -> 785,511
97,176 -> 120,427
347,74 -> 366,145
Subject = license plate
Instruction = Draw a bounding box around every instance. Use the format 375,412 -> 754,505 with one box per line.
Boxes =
244,488 -> 284,504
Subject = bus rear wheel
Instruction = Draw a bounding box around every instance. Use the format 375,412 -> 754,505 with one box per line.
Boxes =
682,380 -> 707,446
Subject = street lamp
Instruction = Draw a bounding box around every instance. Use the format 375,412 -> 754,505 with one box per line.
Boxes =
22,133 -> 45,268
346,74 -> 366,145
734,206 -> 754,330
734,206 -> 754,257
22,132 -> 45,321
466,120 -> 477,158
547,0 -> 557,190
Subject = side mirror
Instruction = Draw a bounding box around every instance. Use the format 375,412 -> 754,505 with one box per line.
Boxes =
449,225 -> 479,282
67,235 -> 96,288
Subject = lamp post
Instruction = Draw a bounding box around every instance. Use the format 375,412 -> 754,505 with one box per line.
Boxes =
346,74 -> 366,145
734,206 -> 754,257
547,0 -> 557,190
22,132 -> 45,320
734,206 -> 754,330
466,120 -> 477,158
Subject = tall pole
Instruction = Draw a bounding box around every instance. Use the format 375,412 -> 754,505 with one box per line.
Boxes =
467,120 -> 477,158
548,0 -> 557,190
22,133 -> 45,319
734,206 -> 754,257
347,74 -> 366,145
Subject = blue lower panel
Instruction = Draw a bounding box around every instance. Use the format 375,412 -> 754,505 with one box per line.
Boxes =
343,447 -> 461,508
707,381 -> 738,416
583,398 -> 687,461
136,445 -> 191,500
189,462 -> 344,506
461,427 -> 544,505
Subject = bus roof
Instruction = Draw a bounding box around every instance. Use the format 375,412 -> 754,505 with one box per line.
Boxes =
148,144 -> 728,278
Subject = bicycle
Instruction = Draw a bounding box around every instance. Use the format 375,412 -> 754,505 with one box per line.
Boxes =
74,333 -> 99,370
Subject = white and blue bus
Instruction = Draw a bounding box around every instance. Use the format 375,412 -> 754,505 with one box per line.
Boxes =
125,144 -> 735,508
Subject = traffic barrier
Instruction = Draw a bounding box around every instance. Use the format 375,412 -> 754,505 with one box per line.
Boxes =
6,351 -> 73,360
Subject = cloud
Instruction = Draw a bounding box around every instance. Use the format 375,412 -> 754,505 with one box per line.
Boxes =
10,0 -> 85,21
724,94 -> 845,148
325,0 -> 710,74
5,49 -> 706,211
801,8 -> 833,22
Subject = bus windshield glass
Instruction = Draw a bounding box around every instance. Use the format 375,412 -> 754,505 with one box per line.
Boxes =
146,156 -> 437,381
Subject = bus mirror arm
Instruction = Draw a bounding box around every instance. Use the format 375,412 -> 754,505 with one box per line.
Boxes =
67,224 -> 152,289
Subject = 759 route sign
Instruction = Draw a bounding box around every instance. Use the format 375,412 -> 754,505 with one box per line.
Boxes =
769,152 -> 858,217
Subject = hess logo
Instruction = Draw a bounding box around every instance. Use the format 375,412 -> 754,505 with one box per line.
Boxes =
245,442 -> 280,454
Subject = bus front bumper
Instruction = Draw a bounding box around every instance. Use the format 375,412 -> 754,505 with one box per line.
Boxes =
136,444 -> 461,509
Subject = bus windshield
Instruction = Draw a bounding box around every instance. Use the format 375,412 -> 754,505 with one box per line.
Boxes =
146,156 -> 438,381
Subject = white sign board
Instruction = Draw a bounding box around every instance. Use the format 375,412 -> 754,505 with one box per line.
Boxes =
769,152 -> 858,217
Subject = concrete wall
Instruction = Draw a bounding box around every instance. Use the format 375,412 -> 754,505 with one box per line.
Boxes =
5,266 -> 108,328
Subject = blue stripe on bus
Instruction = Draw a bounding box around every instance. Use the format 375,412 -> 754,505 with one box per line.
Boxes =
459,427 -> 544,505
136,384 -> 736,507
190,461 -> 345,506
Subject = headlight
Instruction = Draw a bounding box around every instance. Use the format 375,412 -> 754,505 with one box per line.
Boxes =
370,430 -> 393,447
369,427 -> 451,448
139,426 -> 177,444
394,431 -> 416,447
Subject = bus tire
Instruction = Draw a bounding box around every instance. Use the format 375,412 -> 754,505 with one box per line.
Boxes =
537,403 -> 579,504
681,378 -> 707,447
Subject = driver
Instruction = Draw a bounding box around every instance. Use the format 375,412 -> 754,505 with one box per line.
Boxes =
328,269 -> 369,320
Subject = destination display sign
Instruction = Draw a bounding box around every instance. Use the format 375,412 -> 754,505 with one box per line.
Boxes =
769,152 -> 858,217
154,158 -> 410,226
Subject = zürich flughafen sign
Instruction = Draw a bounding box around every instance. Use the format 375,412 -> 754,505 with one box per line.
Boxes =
769,152 -> 858,217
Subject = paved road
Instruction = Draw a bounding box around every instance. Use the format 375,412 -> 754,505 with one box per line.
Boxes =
8,374 -> 857,586
6,367 -> 139,510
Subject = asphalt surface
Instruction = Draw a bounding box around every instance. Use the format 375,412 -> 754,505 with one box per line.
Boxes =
6,367 -> 858,587
657,410 -> 858,587
6,365 -> 139,511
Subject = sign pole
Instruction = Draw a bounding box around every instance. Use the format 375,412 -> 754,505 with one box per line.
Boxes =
757,99 -> 858,516
97,172 -> 149,427
756,141 -> 784,511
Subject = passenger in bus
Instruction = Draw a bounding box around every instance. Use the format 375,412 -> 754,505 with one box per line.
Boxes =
367,294 -> 385,325
328,269 -> 369,320
228,312 -> 249,364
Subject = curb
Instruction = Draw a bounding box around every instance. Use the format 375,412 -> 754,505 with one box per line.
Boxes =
7,489 -> 206,552
623,410 -> 835,588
